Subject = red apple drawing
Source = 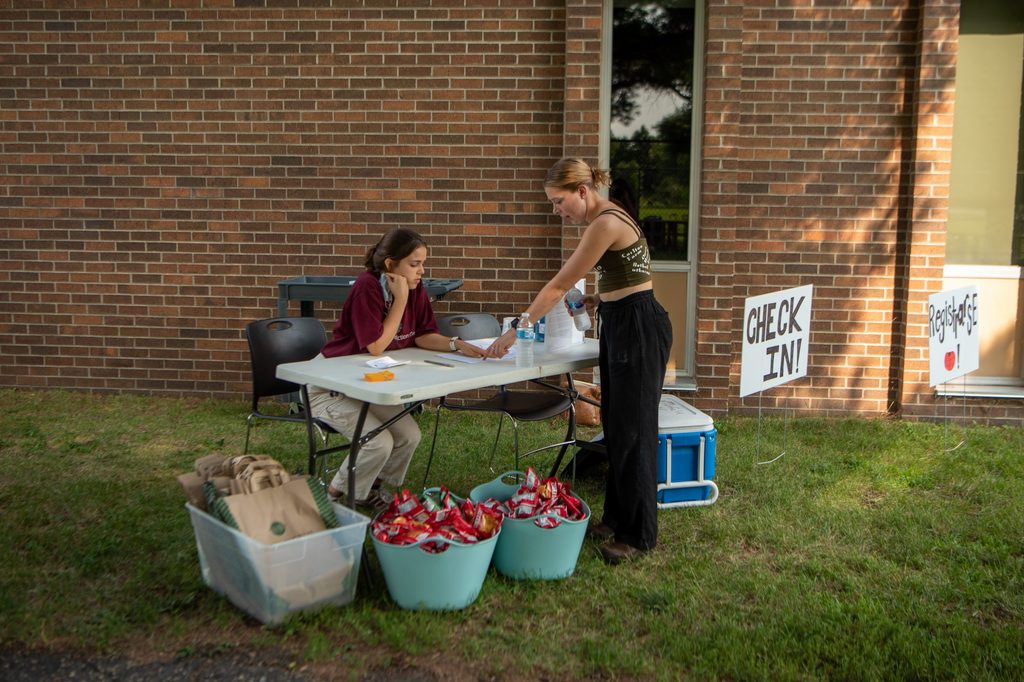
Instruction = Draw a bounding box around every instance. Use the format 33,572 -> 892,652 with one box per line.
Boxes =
944,350 -> 956,371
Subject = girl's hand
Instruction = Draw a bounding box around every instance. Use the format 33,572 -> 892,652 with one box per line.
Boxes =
582,293 -> 600,311
483,328 -> 516,358
383,272 -> 409,304
456,340 -> 488,359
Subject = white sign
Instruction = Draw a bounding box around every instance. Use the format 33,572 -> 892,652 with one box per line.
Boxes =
927,286 -> 979,386
740,285 -> 813,397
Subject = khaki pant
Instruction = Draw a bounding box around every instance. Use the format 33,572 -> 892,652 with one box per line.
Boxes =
307,385 -> 421,500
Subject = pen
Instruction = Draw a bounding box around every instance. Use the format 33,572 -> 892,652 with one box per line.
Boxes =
425,359 -> 454,368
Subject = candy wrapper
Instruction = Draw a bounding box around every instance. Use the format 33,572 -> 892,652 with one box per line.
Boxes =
372,486 -> 503,553
496,468 -> 588,529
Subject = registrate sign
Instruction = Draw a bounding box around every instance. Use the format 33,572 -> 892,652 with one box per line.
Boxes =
927,286 -> 979,386
740,285 -> 814,398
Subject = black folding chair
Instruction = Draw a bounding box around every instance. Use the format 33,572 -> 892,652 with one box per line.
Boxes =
244,317 -> 347,482
421,313 -> 577,486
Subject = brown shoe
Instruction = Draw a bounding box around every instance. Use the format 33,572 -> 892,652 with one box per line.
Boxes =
587,521 -> 615,541
600,541 -> 646,565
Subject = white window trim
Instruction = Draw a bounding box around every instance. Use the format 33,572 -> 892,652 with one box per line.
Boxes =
943,264 -> 1021,279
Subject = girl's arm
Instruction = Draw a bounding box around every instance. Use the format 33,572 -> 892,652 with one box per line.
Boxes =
414,333 -> 487,358
365,273 -> 409,356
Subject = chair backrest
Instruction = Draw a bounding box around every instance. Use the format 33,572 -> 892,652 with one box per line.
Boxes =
436,313 -> 502,341
245,317 -> 327,404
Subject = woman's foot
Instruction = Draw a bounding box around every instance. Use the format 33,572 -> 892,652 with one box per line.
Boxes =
600,541 -> 648,565
327,483 -> 391,513
586,521 -> 615,541
365,487 -> 393,512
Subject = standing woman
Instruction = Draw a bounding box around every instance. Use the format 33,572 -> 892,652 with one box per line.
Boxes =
485,158 -> 672,564
309,227 -> 486,510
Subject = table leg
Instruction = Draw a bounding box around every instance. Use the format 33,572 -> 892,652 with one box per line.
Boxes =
346,402 -> 370,509
336,400 -> 423,508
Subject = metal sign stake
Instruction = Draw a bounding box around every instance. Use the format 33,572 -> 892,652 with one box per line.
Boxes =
942,375 -> 967,453
755,388 -> 787,466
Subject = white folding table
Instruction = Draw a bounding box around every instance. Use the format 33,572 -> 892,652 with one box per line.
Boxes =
276,339 -> 599,505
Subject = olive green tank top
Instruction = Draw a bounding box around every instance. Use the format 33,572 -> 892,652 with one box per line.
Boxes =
594,207 -> 652,293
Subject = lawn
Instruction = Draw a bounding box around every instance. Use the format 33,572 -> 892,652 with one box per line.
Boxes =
0,388 -> 1021,681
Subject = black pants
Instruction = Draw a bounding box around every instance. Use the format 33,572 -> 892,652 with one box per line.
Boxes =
598,290 -> 672,551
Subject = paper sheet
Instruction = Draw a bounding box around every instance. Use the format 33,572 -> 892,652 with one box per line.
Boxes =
365,356 -> 410,369
436,338 -> 516,364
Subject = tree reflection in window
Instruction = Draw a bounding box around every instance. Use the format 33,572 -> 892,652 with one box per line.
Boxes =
610,1 -> 695,262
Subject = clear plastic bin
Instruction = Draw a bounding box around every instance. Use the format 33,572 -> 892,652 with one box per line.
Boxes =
186,502 -> 369,625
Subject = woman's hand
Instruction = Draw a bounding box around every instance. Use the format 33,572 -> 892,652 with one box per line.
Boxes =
483,328 -> 516,359
455,338 -> 488,359
582,293 -> 600,311
383,272 -> 409,304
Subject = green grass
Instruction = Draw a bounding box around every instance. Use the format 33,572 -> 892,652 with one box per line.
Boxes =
1,388 -> 1022,680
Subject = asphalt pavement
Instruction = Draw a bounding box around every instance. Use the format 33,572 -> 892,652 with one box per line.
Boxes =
0,647 -> 441,682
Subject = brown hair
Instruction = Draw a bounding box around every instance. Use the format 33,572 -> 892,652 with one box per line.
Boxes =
544,157 -> 612,192
364,227 -> 428,273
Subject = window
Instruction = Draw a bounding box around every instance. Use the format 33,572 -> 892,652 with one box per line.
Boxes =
947,2 -> 1024,267
605,0 -> 701,385
944,1 -> 1024,393
608,1 -> 696,263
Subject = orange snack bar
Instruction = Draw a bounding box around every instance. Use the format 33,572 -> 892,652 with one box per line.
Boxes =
364,369 -> 395,382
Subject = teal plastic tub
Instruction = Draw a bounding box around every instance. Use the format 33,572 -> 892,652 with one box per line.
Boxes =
372,489 -> 499,610
372,531 -> 499,611
469,472 -> 590,580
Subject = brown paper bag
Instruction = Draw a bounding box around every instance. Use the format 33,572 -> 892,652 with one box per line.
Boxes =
177,471 -> 207,510
179,472 -> 233,512
573,381 -> 601,426
194,453 -> 228,479
221,477 -> 328,545
178,453 -> 233,511
225,453 -> 275,477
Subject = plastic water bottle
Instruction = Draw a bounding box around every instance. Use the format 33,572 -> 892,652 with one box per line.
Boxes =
515,313 -> 535,368
564,288 -> 592,332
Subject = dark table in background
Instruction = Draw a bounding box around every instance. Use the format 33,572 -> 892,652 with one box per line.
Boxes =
277,275 -> 464,318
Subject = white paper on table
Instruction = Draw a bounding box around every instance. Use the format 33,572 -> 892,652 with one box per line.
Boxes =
365,356 -> 410,369
436,337 -> 516,364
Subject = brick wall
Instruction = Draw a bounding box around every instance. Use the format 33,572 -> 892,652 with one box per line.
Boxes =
0,1 -> 570,399
696,0 -> 995,420
4,1 -> 1022,424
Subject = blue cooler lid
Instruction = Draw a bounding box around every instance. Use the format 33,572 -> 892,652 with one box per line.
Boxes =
658,395 -> 714,434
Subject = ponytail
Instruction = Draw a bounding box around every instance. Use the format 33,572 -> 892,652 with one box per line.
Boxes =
364,227 -> 428,273
545,157 -> 611,192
